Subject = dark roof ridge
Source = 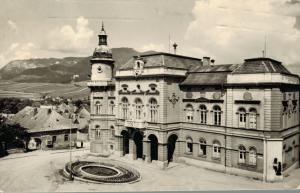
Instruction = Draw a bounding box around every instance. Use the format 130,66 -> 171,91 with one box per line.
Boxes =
138,52 -> 202,61
244,57 -> 282,64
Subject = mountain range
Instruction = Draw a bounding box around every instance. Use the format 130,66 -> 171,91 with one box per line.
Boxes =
0,47 -> 299,83
0,48 -> 155,83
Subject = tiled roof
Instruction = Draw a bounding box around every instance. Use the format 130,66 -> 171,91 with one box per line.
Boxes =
181,64 -> 239,86
119,52 -> 202,70
9,106 -> 76,133
180,72 -> 228,86
232,58 -> 292,74
190,64 -> 239,72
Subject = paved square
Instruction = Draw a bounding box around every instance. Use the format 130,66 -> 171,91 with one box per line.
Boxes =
0,149 -> 300,192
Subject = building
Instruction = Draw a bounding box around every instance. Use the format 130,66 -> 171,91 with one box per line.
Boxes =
9,106 -> 77,150
88,23 -> 300,182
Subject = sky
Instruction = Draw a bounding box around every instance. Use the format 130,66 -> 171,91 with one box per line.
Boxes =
0,0 -> 300,68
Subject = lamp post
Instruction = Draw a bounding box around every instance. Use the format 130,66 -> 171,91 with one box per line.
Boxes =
69,112 -> 74,181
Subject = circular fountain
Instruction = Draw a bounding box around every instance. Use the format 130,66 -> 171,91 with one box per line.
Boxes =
63,161 -> 141,184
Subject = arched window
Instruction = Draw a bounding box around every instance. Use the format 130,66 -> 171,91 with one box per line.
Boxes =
135,98 -> 143,119
95,101 -> 101,115
186,137 -> 193,153
149,98 -> 158,122
213,105 -> 222,126
238,108 -> 246,128
109,101 -> 115,115
121,97 -> 129,119
238,145 -> 246,164
199,138 -> 206,156
249,108 -> 257,129
186,104 -> 194,122
199,105 -> 207,124
249,147 -> 257,165
212,140 -> 221,158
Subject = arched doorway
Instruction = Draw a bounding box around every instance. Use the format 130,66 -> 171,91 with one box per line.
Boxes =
167,134 -> 178,162
121,130 -> 129,156
133,131 -> 143,159
148,134 -> 158,161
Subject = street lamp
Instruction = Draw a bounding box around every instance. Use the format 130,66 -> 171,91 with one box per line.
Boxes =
69,112 -> 74,181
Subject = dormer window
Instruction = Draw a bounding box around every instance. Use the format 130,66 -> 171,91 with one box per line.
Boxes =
134,59 -> 144,69
134,57 -> 145,76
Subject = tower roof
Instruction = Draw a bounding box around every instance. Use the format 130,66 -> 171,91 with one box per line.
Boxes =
92,21 -> 112,59
99,21 -> 106,36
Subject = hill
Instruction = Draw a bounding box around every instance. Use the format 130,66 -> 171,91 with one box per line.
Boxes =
0,48 -> 155,83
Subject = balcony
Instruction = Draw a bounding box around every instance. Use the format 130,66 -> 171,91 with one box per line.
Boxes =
87,80 -> 114,87
124,119 -> 148,129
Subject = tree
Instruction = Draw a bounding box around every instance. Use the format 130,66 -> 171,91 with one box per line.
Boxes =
0,115 -> 30,157
74,99 -> 83,108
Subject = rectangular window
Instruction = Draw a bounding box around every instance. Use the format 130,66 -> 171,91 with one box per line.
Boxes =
249,153 -> 256,165
64,134 -> 69,142
187,142 -> 193,153
239,114 -> 246,128
214,112 -> 221,125
200,112 -> 207,124
213,145 -> 221,158
96,105 -> 101,115
239,152 -> 246,163
249,114 -> 257,129
52,136 -> 57,143
199,144 -> 206,156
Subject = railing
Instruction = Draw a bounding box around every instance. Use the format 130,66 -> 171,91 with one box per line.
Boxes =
124,119 -> 147,129
87,81 -> 114,87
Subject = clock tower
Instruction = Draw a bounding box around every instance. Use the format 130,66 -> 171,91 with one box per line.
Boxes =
88,22 -> 115,156
91,22 -> 114,81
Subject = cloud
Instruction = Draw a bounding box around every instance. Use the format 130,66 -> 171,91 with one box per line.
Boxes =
286,0 -> 300,5
140,43 -> 166,52
7,20 -> 17,32
0,42 -> 36,69
184,0 -> 300,64
46,16 -> 94,54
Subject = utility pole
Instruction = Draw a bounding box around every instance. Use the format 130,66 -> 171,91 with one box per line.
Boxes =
69,111 -> 73,181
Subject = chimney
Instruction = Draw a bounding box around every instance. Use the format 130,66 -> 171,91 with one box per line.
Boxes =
173,43 -> 178,54
203,57 -> 211,66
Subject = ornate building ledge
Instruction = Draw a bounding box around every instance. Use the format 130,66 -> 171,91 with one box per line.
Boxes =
87,80 -> 115,87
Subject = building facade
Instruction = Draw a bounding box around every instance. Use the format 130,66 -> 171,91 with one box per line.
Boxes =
88,24 -> 300,182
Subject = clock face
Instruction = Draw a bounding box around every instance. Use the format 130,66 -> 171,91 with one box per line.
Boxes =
97,66 -> 102,73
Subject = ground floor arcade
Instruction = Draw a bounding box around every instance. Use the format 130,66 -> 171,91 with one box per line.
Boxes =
113,127 -> 181,165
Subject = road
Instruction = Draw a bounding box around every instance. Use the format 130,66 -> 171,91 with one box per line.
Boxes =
0,149 -> 300,192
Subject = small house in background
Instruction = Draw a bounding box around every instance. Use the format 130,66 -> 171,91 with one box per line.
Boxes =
8,106 -> 78,150
56,102 -> 78,119
74,105 -> 90,148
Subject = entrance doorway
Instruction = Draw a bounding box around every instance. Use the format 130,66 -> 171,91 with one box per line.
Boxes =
121,130 -> 129,156
148,134 -> 158,161
167,134 -> 178,162
133,131 -> 143,159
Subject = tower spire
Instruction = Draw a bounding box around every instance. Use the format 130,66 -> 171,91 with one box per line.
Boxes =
101,21 -> 105,32
98,21 -> 107,46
